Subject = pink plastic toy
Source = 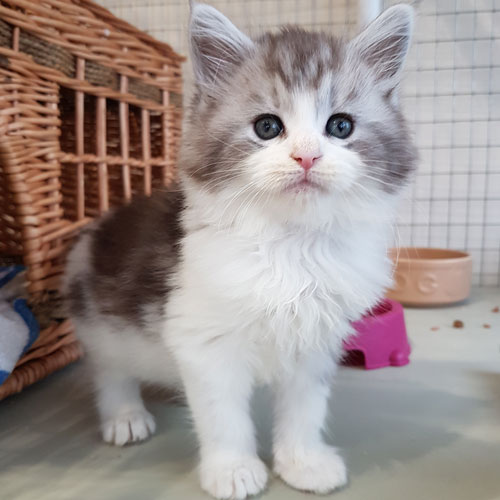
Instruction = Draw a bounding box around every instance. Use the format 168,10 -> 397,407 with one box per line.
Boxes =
343,299 -> 410,370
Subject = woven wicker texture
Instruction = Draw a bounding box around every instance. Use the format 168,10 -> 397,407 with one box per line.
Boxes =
0,0 -> 183,400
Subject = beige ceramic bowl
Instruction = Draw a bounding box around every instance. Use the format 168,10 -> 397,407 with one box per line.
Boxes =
387,247 -> 472,306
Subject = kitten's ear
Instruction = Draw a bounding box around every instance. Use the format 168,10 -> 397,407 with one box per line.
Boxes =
189,3 -> 253,88
350,4 -> 413,83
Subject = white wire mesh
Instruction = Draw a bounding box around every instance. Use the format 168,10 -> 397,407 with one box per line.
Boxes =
97,0 -> 500,286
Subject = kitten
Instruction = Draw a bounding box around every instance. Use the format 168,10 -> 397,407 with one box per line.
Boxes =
65,3 -> 417,499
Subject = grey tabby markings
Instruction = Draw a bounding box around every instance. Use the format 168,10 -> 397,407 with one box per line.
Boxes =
260,28 -> 342,91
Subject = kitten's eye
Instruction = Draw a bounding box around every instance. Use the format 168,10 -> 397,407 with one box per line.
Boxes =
326,114 -> 354,139
254,114 -> 283,140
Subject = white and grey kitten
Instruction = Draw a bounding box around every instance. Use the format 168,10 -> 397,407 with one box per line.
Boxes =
65,3 -> 417,499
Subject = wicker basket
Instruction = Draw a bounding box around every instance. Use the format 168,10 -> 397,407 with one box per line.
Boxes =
0,0 -> 183,400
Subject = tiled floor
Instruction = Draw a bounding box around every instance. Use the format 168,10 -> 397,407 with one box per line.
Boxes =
1,288 -> 499,500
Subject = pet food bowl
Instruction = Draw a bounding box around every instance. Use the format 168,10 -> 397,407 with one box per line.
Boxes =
343,299 -> 410,370
386,247 -> 472,306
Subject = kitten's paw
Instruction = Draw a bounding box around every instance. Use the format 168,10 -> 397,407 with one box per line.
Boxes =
200,453 -> 268,499
274,445 -> 347,494
101,409 -> 156,446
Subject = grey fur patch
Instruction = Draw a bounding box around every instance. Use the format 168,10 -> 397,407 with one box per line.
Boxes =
348,116 -> 418,192
88,189 -> 184,328
183,117 -> 262,186
260,27 -> 343,91
67,276 -> 88,318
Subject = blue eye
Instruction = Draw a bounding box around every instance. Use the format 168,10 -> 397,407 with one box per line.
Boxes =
254,114 -> 284,140
326,114 -> 354,139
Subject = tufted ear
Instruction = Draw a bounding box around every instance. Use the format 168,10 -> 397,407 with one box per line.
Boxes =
350,4 -> 413,85
189,3 -> 254,88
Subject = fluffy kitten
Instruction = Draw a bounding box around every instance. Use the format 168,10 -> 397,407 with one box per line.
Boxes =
65,3 -> 417,499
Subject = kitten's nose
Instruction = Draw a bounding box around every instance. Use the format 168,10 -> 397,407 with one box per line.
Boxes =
291,153 -> 322,171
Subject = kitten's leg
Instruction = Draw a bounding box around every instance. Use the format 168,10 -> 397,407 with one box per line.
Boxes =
273,350 -> 347,493
95,368 -> 156,446
175,338 -> 267,500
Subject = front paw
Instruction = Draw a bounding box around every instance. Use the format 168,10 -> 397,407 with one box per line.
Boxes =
200,452 -> 268,500
101,409 -> 156,446
274,444 -> 348,494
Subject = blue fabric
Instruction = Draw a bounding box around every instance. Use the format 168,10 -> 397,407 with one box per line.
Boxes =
0,370 -> 9,385
0,265 -> 24,289
0,265 -> 40,387
14,299 -> 39,354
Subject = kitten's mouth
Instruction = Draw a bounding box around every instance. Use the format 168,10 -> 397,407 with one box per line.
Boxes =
284,177 -> 324,194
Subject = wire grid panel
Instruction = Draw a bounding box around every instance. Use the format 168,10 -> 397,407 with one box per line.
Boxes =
96,0 -> 500,286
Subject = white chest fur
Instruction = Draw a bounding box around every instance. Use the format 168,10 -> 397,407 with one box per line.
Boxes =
172,218 -> 392,357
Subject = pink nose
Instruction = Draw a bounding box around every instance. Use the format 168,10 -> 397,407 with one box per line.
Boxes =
292,153 -> 322,171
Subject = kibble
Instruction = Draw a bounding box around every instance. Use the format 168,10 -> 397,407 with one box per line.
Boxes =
453,320 -> 464,328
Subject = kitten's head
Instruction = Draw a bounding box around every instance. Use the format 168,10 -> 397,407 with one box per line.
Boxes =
182,3 -> 417,227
